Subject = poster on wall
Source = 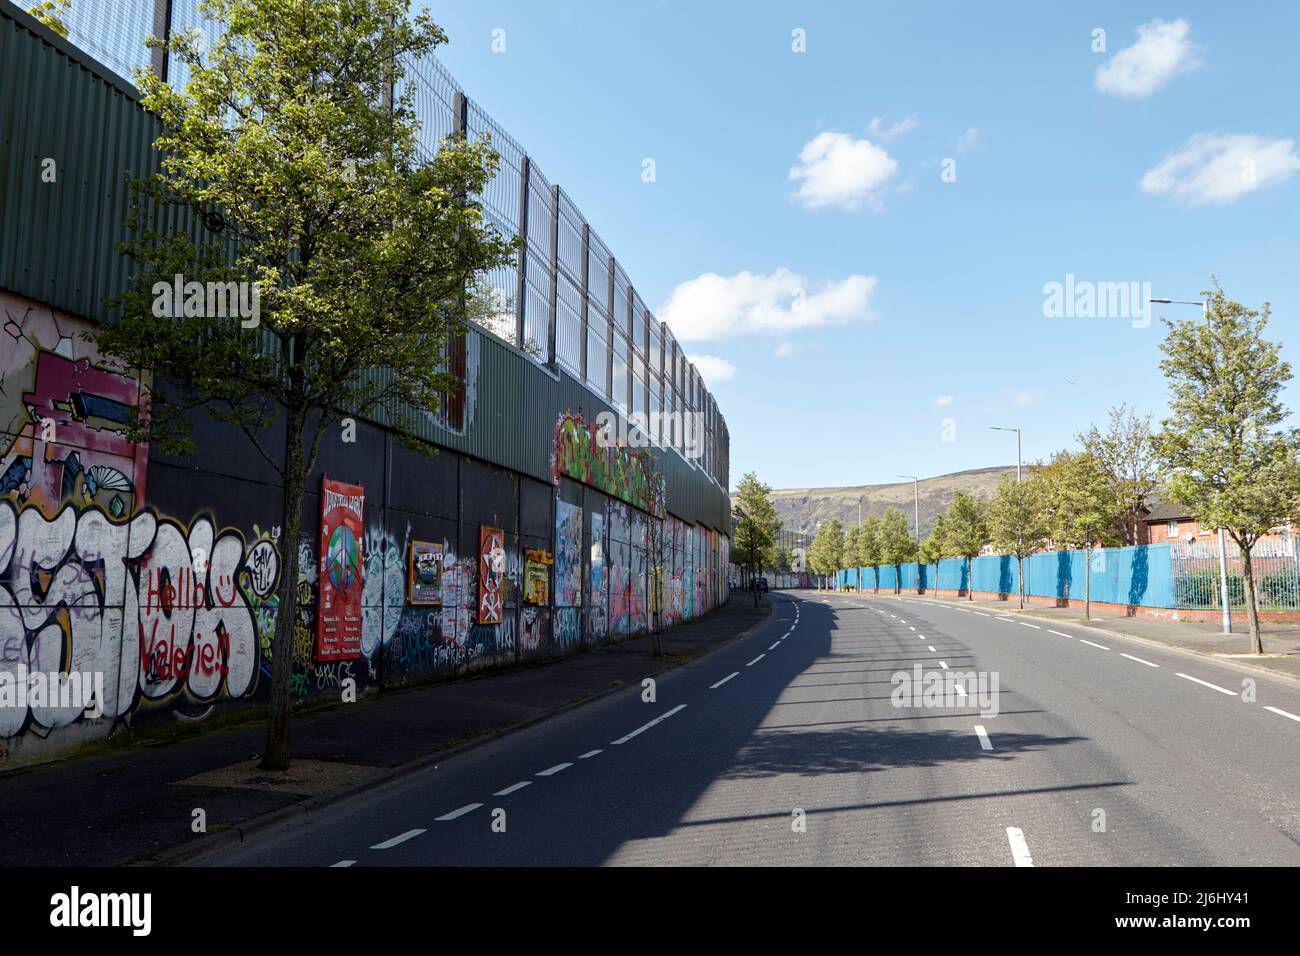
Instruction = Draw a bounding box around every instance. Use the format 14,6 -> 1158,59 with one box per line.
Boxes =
315,477 -> 365,661
555,500 -> 583,607
525,548 -> 552,605
479,526 -> 505,624
409,540 -> 444,605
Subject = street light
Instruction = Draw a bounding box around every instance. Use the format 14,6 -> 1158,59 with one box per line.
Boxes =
1151,294 -> 1232,636
898,475 -> 921,594
990,426 -> 1021,482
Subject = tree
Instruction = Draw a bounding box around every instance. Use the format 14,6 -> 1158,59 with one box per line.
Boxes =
987,474 -> 1048,609
645,471 -> 669,657
918,512 -> 946,593
943,493 -> 988,600
877,508 -> 915,595
1153,286 -> 1300,653
857,514 -> 882,593
733,472 -> 782,605
1043,451 -> 1116,619
808,519 -> 844,589
843,521 -> 862,590
97,0 -> 515,770
1079,404 -> 1162,545
26,0 -> 70,36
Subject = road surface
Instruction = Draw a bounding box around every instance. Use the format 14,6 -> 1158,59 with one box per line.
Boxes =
204,591 -> 1300,866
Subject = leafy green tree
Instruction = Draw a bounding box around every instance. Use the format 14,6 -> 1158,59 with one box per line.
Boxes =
987,474 -> 1048,609
1153,287 -> 1300,652
857,514 -> 882,592
843,521 -> 862,590
1042,450 -> 1117,619
1079,404 -> 1162,545
733,472 -> 782,605
943,492 -> 988,601
98,0 -> 514,770
918,512 -> 946,593
877,508 -> 915,594
27,0 -> 70,37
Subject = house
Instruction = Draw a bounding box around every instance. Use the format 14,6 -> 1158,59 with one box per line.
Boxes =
1141,498 -> 1296,555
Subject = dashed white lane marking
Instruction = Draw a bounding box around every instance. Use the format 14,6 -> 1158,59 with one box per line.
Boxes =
1006,827 -> 1034,867
331,860 -> 356,867
974,612 -> 991,617
1048,629 -> 1073,639
974,725 -> 993,750
954,685 -> 967,698
1020,622 -> 1041,629
611,703 -> 688,745
1175,673 -> 1236,696
537,762 -> 572,777
1120,653 -> 1159,668
909,626 -> 916,631
1264,706 -> 1300,723
711,672 -> 739,689
371,828 -> 427,848
996,617 -> 1014,623
928,646 -> 937,653
494,781 -> 532,796
1078,639 -> 1110,650
579,749 -> 602,759
769,641 -> 780,650
956,607 -> 970,612
747,654 -> 765,666
435,804 -> 483,822
938,661 -> 949,669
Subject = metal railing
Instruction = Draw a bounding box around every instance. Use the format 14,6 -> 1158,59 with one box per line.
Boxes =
1170,538 -> 1300,611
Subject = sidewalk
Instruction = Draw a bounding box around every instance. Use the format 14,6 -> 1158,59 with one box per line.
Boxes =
842,588 -> 1300,682
0,597 -> 772,867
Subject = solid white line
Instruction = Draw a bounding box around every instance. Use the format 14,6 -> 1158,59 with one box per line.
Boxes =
710,672 -> 740,689
938,661 -> 948,669
435,804 -> 483,822
371,828 -> 427,848
747,654 -> 765,666
1120,653 -> 1158,668
1047,629 -> 1073,639
330,860 -> 356,867
1006,827 -> 1034,867
1264,705 -> 1300,723
610,703 -> 688,745
974,725 -> 993,750
1020,622 -> 1041,629
783,630 -> 792,638
579,749 -> 602,759
928,646 -> 936,652
769,642 -> 780,650
1175,673 -> 1236,696
536,762 -> 572,777
494,781 -> 532,796
1079,639 -> 1110,650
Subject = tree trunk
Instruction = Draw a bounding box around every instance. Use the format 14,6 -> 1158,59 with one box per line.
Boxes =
1242,545 -> 1263,654
261,400 -> 308,771
966,556 -> 973,601
1017,554 -> 1024,609
894,564 -> 901,594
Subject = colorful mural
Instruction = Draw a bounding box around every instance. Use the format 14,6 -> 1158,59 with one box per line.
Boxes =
555,500 -> 583,607
588,507 -> 608,640
478,526 -> 504,624
552,411 -> 665,517
524,548 -> 552,606
408,541 -> 443,605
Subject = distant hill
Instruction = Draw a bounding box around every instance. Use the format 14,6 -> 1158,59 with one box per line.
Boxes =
742,467 -> 1017,539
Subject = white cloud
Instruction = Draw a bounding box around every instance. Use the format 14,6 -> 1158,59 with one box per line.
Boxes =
1014,389 -> 1036,407
789,131 -> 898,211
934,394 -> 953,408
774,342 -> 795,359
686,354 -> 736,386
955,127 -> 981,154
659,267 -> 878,342
1140,132 -> 1300,206
867,114 -> 918,141
1095,18 -> 1198,98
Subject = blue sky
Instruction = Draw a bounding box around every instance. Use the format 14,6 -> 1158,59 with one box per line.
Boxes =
427,1 -> 1300,490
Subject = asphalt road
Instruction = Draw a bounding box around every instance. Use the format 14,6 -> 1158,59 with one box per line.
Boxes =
203,591 -> 1300,866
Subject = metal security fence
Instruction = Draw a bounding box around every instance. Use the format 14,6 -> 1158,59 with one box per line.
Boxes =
1170,539 -> 1300,611
42,0 -> 729,494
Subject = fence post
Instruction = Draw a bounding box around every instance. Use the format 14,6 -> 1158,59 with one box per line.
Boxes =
151,0 -> 172,81
580,223 -> 590,381
547,185 -> 559,367
514,155 -> 529,349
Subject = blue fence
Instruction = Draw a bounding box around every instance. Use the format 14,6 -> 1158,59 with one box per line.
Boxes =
838,543 -> 1176,608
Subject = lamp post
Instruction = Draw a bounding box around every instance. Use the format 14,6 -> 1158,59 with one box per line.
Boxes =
1150,295 -> 1233,636
990,426 -> 1021,482
898,475 -> 920,593
991,426 -> 1024,606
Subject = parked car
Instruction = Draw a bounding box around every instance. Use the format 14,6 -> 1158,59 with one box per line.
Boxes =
757,577 -> 769,592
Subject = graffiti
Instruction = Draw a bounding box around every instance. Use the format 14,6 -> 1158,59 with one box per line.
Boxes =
0,501 -> 277,739
555,607 -> 581,651
588,509 -> 607,639
554,500 -> 582,607
520,606 -> 548,655
0,293 -> 148,519
360,529 -> 403,658
478,526 -> 504,624
551,411 -> 664,517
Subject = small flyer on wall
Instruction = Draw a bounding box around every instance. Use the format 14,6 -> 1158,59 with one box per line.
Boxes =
315,476 -> 365,660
